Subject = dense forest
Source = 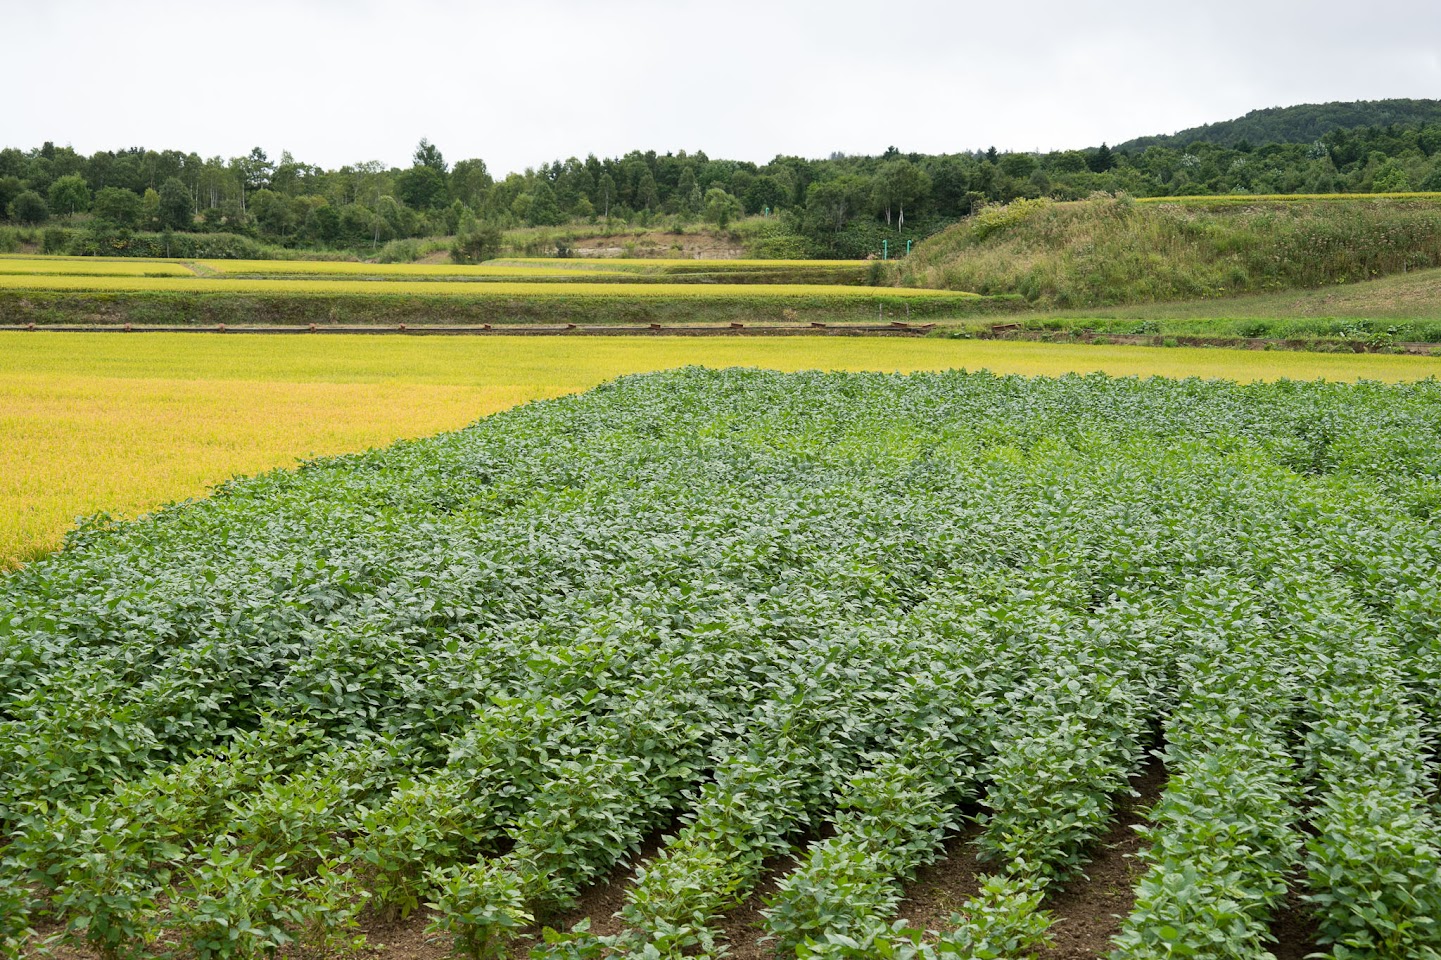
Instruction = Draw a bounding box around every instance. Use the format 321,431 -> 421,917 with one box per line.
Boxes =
1117,98 -> 1441,151
5,99 -> 1441,259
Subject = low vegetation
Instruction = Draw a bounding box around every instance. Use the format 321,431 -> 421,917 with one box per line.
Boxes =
3,368 -> 1440,960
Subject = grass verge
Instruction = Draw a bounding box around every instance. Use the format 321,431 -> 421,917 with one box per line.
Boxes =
0,289 -> 1005,327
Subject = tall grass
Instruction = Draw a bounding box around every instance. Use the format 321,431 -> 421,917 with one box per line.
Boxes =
903,196 -> 1441,307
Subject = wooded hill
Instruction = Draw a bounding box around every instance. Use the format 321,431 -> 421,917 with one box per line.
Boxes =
6,99 -> 1441,260
1116,99 -> 1441,152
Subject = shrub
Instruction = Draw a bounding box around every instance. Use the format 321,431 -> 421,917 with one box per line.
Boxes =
38,227 -> 72,254
452,222 -> 504,264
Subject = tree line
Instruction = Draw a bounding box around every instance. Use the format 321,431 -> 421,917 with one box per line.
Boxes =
1116,98 -> 1441,152
6,118 -> 1441,257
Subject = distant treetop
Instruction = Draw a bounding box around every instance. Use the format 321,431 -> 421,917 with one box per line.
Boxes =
1116,98 -> 1441,152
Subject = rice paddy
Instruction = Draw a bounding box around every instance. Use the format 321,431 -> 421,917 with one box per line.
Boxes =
0,272 -> 958,299
4,332 -> 1440,569
0,257 -> 194,277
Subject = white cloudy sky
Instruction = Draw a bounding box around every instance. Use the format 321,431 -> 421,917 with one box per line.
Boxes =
7,0 -> 1441,174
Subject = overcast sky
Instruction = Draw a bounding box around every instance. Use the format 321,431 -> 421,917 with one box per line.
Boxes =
7,0 -> 1441,174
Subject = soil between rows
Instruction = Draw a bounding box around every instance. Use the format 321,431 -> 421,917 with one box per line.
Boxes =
1033,759 -> 1166,958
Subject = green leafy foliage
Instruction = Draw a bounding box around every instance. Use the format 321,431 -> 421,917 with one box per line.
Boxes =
169,840 -> 358,960
4,368 -> 1441,956
425,860 -> 532,959
1300,632 -> 1441,958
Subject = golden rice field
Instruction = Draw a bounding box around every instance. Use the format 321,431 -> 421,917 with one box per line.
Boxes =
490,258 -> 875,282
489,257 -> 868,270
0,273 -> 963,298
0,254 -> 871,282
4,332 -> 1441,569
0,256 -> 194,276
197,259 -> 617,278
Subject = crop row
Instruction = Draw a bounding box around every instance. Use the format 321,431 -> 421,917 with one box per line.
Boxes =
4,369 -> 1441,957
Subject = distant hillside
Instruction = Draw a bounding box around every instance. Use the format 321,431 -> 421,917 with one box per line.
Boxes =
1116,99 -> 1441,152
900,195 -> 1441,307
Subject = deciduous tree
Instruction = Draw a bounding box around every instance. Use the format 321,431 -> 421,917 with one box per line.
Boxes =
7,189 -> 48,224
703,187 -> 742,228
47,174 -> 90,216
92,186 -> 142,228
157,177 -> 193,230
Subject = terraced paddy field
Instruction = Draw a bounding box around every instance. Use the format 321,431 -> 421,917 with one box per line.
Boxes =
3,365 -> 1440,960
0,254 -> 984,326
0,274 -> 959,298
0,257 -> 195,277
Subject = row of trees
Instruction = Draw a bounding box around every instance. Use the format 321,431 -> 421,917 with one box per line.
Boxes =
7,121 -> 1441,254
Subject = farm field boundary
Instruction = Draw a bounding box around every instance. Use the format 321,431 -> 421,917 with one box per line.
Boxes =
0,289 -> 1012,327
13,321 -> 1441,351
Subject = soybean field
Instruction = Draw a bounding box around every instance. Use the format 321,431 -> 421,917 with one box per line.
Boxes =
7,333 -> 1440,572
2,368 -> 1439,959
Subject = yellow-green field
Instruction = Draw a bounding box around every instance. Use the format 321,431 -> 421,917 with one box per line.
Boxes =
197,259 -> 612,279
0,273 -> 962,299
5,333 -> 1440,569
489,257 -> 867,270
0,256 -> 194,277
0,254 -> 872,284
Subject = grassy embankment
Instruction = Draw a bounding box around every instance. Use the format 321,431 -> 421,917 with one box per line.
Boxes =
901,194 -> 1441,346
5,333 -> 1441,569
904,194 -> 1441,306
990,266 -> 1441,345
